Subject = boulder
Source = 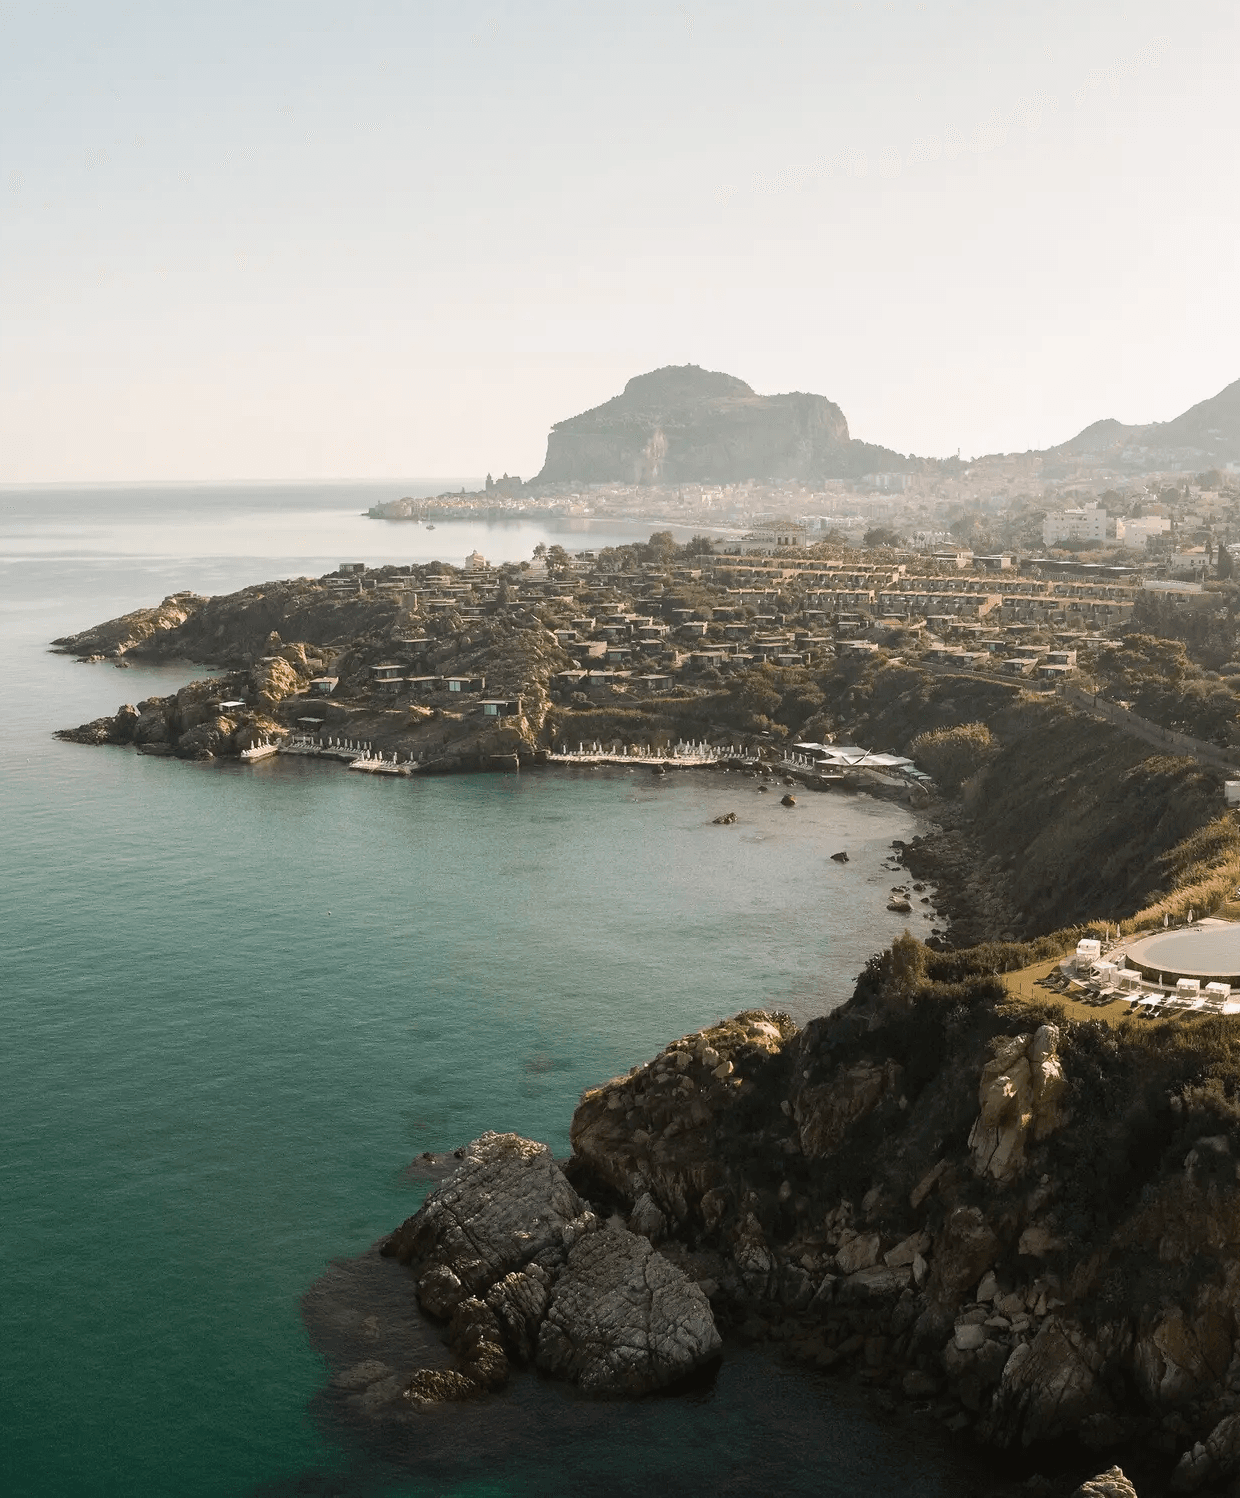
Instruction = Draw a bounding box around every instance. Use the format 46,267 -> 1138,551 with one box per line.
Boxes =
111,704 -> 140,742
835,1231 -> 882,1274
1134,1304 -> 1233,1408
795,1059 -> 902,1159
381,1132 -> 587,1312
248,654 -> 303,710
969,1025 -> 1067,1182
132,706 -> 170,746
536,1224 -> 721,1394
839,1264 -> 910,1301
1071,1470 -> 1139,1498
174,716 -> 236,760
484,1265 -> 553,1363
830,850 -> 849,863
628,1192 -> 667,1244
983,1321 -> 1113,1446
447,1296 -> 509,1390
884,1230 -> 931,1268
1171,1409 -> 1240,1491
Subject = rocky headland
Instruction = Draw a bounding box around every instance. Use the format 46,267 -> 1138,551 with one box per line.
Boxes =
313,954 -> 1240,1495
533,364 -> 900,485
52,550 -> 1234,951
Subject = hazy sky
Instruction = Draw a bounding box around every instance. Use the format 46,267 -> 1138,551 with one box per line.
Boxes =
2,0 -> 1237,482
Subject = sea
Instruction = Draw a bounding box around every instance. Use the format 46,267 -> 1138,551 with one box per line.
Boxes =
0,483 -> 987,1498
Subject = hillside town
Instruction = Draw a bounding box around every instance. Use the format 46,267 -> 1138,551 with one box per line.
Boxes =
369,463 -> 1240,564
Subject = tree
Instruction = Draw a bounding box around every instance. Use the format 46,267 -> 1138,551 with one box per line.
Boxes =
1220,546 -> 1234,581
863,526 -> 903,549
908,722 -> 999,793
532,543 -> 547,559
644,531 -> 678,563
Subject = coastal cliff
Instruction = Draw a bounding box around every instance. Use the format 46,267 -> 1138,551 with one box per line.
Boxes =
535,364 -> 907,484
329,962 -> 1240,1496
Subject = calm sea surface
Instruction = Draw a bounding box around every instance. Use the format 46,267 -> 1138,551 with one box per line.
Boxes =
0,484 -> 971,1497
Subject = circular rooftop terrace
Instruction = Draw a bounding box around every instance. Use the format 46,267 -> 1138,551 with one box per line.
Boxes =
1124,924 -> 1240,984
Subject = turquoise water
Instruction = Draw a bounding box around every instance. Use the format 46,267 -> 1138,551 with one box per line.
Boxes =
1,486 -> 965,1498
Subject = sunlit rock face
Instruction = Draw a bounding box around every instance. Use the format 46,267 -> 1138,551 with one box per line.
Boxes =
535,365 -> 852,484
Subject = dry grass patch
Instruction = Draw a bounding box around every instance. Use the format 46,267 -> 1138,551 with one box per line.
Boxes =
998,956 -> 1133,1030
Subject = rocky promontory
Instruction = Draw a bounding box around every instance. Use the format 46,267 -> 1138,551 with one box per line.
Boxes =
323,964 -> 1240,1496
535,364 -> 910,484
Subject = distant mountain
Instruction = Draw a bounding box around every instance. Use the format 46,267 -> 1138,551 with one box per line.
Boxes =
534,365 -> 911,485
1051,377 -> 1240,466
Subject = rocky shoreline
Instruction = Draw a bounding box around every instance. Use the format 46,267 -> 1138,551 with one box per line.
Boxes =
306,973 -> 1240,1497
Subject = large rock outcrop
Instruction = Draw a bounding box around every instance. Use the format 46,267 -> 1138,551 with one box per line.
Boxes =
535,364 -> 877,484
379,1132 -> 721,1402
559,981 -> 1240,1476
50,592 -> 206,658
536,1224 -> 721,1393
968,1024 -> 1067,1182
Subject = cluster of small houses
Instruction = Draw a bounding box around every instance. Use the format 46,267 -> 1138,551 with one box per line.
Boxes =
284,544 -> 1216,714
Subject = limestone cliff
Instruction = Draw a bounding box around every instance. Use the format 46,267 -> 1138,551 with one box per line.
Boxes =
534,364 -> 903,484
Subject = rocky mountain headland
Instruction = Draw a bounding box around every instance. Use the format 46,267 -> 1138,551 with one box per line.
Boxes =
531,366 -> 1240,483
532,363 -> 911,485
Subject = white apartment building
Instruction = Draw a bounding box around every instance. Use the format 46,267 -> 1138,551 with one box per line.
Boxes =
1115,516 -> 1171,547
1042,505 -> 1108,547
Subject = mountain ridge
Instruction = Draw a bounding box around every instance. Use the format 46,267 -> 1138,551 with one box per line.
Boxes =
1041,377 -> 1240,466
530,363 -> 1240,484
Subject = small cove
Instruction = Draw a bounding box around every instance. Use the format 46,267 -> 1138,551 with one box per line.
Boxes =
2,486 -> 971,1497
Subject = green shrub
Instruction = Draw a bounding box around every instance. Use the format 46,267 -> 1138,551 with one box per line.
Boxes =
908,722 -> 999,792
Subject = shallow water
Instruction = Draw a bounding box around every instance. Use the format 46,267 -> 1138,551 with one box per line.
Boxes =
1,484 -> 962,1498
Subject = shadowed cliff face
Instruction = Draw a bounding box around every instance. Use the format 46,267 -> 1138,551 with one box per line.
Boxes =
535,364 -> 853,484
563,980 -> 1240,1488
